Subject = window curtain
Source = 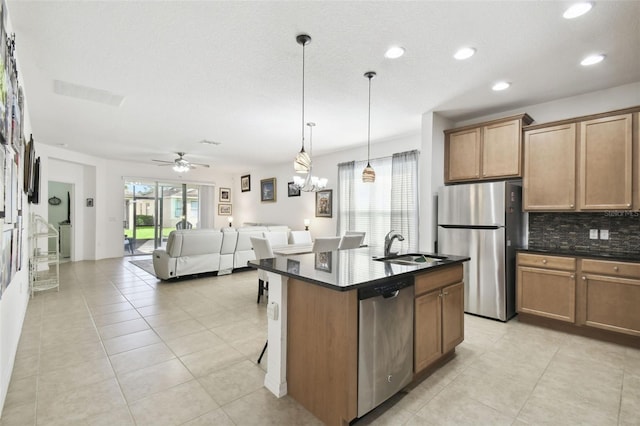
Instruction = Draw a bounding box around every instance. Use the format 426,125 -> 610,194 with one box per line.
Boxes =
337,151 -> 418,251
337,161 -> 355,236
391,150 -> 419,252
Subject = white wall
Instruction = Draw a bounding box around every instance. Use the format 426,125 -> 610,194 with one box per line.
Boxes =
233,132 -> 421,239
453,81 -> 640,128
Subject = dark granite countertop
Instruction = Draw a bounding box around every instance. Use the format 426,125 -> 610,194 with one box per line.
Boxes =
518,248 -> 640,262
248,247 -> 469,291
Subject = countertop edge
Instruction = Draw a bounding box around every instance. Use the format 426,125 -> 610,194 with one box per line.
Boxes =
249,256 -> 470,292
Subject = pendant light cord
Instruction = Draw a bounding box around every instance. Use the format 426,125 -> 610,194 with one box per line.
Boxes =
301,41 -> 306,150
367,76 -> 371,164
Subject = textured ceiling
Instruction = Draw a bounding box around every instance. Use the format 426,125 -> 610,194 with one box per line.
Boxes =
7,1 -> 640,173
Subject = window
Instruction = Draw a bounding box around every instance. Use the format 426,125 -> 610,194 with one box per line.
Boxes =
338,150 -> 419,252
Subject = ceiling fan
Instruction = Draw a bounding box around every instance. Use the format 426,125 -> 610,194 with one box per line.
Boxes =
152,152 -> 210,172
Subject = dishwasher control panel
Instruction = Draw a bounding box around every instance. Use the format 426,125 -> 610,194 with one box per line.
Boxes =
358,277 -> 414,300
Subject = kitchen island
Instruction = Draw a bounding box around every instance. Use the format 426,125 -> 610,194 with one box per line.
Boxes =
249,247 -> 469,425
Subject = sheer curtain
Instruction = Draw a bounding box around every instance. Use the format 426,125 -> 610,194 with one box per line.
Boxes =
337,150 -> 418,251
391,150 -> 419,252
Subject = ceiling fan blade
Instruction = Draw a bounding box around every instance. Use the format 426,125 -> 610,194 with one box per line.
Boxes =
152,159 -> 173,164
190,162 -> 210,168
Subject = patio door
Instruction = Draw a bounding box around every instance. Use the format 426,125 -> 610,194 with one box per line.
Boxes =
125,180 -> 204,256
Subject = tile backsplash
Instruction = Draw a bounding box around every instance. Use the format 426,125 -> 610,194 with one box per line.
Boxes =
528,212 -> 640,255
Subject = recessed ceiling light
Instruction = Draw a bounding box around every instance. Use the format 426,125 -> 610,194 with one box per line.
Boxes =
384,46 -> 405,59
454,47 -> 476,60
580,54 -> 605,66
563,2 -> 593,19
492,81 -> 511,91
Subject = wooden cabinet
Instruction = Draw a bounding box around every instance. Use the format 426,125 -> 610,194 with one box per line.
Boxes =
445,114 -> 533,183
414,265 -> 464,374
523,108 -> 639,212
523,124 -> 576,211
516,253 -> 576,322
580,259 -> 640,337
446,128 -> 481,181
579,114 -> 633,210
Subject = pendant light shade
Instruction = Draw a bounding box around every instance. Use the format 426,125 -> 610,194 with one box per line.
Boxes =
362,71 -> 376,183
294,34 -> 312,174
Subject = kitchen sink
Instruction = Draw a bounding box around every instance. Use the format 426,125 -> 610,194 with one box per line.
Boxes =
373,253 -> 448,266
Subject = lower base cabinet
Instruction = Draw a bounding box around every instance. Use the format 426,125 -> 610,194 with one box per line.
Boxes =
581,260 -> 640,337
517,252 -> 640,340
414,265 -> 464,375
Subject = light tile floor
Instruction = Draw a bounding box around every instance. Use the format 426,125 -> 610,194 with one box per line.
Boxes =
1,257 -> 639,425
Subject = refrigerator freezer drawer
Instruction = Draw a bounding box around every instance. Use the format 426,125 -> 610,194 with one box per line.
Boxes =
438,227 -> 511,321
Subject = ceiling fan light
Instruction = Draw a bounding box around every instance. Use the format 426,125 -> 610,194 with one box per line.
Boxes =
173,164 -> 189,173
362,163 -> 376,183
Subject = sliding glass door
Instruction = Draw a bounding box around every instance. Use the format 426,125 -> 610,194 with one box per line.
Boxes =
124,180 -> 207,256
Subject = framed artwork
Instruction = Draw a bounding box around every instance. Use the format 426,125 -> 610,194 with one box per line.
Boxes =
260,177 -> 276,202
218,204 -> 232,215
315,189 -> 332,217
241,174 -> 251,192
288,181 -> 300,197
287,259 -> 300,274
219,187 -> 231,202
314,251 -> 332,272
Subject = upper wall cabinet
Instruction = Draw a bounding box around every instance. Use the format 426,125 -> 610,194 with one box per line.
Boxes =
444,114 -> 533,184
523,108 -> 639,212
579,114 -> 633,210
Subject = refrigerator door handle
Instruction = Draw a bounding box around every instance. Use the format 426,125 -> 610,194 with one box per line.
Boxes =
439,225 -> 501,230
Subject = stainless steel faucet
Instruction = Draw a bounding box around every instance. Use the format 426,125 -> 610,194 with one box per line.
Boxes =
384,230 -> 405,257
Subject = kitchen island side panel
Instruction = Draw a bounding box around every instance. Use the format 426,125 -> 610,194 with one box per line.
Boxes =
287,278 -> 358,426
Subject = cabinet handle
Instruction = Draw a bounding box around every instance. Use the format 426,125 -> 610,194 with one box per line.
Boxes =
542,259 -> 547,264
627,204 -> 631,207
442,291 -> 449,296
570,274 -> 575,279
582,276 -> 586,281
438,293 -> 443,298
614,266 -> 619,272
569,204 -> 575,208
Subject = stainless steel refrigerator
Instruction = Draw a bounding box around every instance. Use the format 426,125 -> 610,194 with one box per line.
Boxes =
437,181 -> 525,321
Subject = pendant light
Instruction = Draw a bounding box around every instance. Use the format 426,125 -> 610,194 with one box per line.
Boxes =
292,122 -> 328,192
293,34 -> 312,174
362,71 -> 376,183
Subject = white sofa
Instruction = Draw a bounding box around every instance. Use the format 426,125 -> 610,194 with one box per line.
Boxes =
152,229 -> 223,280
152,225 -> 290,280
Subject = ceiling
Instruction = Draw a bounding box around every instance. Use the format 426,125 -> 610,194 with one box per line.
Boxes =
7,1 -> 640,173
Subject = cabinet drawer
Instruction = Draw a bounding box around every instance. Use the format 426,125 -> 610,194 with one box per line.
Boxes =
517,253 -> 576,271
415,265 -> 463,296
581,259 -> 640,279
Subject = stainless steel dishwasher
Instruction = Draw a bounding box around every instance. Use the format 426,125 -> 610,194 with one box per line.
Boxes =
357,277 -> 414,417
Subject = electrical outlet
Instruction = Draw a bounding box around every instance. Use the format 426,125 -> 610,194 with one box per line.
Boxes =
600,229 -> 609,240
589,229 -> 599,240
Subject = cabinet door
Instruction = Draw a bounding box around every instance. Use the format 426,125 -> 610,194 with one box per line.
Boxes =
579,114 -> 633,210
524,124 -> 576,211
446,128 -> 481,182
517,266 -> 576,322
442,282 -> 464,354
583,274 -> 640,337
482,119 -> 522,178
414,290 -> 442,373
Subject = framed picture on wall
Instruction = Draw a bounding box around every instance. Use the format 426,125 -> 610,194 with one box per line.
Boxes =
219,187 -> 231,202
241,174 -> 250,192
288,181 -> 300,197
218,204 -> 232,216
260,178 -> 276,202
315,189 -> 332,217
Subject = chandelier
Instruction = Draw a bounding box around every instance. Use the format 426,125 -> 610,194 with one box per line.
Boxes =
292,122 -> 328,192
